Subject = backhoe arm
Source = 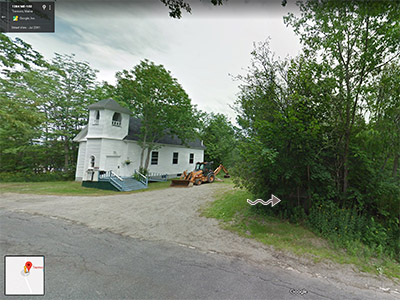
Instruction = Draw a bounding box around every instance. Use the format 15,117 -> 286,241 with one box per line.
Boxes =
214,164 -> 230,176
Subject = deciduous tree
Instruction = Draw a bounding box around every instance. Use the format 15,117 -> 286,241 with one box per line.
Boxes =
115,59 -> 199,171
284,0 -> 400,197
0,34 -> 47,172
200,113 -> 236,167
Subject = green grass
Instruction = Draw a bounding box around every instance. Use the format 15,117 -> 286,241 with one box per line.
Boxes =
214,176 -> 234,184
201,188 -> 400,280
0,180 -> 173,196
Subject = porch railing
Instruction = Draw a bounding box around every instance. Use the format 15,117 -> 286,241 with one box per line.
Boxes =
112,120 -> 121,127
147,172 -> 168,181
99,170 -> 124,181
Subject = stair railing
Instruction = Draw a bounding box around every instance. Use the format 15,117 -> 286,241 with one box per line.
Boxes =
109,171 -> 124,190
134,170 -> 148,187
98,170 -> 124,190
110,170 -> 124,182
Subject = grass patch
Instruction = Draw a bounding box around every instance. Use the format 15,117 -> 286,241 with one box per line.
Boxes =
0,180 -> 173,196
202,188 -> 400,280
214,176 -> 234,185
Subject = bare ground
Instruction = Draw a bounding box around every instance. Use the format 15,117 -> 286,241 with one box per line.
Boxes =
1,184 -> 399,297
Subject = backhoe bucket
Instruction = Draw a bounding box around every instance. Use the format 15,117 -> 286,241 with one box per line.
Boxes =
170,179 -> 193,187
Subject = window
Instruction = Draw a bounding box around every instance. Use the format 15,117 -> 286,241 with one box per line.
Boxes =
90,155 -> 95,168
172,152 -> 179,164
93,110 -> 100,125
112,112 -> 122,127
151,151 -> 159,165
195,162 -> 204,171
189,153 -> 194,164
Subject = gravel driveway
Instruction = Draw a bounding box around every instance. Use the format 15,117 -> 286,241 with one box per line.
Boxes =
1,184 -> 398,297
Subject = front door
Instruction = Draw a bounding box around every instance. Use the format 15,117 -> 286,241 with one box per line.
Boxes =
105,156 -> 120,175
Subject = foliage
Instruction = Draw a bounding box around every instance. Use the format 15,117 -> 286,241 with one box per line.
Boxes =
0,33 -> 46,71
233,1 -> 400,260
138,167 -> 149,176
159,0 -> 290,19
234,41 -> 334,213
39,53 -> 100,170
284,0 -> 400,197
0,36 -> 201,179
0,34 -> 47,172
366,63 -> 400,178
0,171 -> 74,182
115,59 -> 200,171
200,112 -> 237,167
160,0 -> 224,19
203,188 -> 400,279
0,34 -> 105,174
308,200 -> 399,260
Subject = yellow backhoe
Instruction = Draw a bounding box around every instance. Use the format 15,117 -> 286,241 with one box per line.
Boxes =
171,162 -> 230,187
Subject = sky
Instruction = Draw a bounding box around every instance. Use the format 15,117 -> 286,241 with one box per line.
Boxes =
8,0 -> 302,122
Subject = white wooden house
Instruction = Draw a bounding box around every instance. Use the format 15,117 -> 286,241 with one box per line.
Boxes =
73,99 -> 205,184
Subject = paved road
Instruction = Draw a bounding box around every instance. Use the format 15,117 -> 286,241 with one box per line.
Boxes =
0,210 -> 396,299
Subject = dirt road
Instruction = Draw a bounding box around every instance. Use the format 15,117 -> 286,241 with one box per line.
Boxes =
1,184 -> 398,297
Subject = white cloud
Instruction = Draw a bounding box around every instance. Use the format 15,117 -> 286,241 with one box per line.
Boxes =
8,0 -> 301,123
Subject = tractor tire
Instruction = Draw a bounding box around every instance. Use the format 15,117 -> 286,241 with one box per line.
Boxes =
195,178 -> 202,186
207,173 -> 215,183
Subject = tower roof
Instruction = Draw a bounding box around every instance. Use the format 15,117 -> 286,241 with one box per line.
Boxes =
88,98 -> 132,115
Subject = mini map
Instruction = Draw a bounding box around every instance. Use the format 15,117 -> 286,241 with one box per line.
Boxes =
4,255 -> 44,296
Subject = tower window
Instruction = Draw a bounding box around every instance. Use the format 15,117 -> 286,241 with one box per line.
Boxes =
112,112 -> 122,127
93,110 -> 100,125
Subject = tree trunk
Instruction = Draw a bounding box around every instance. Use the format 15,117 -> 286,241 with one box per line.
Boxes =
144,147 -> 152,171
393,153 -> 399,177
343,132 -> 350,196
306,164 -> 311,214
297,185 -> 300,207
381,153 -> 390,171
139,147 -> 146,169
64,137 -> 69,171
139,133 -> 147,169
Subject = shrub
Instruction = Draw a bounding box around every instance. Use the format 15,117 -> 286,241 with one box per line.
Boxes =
138,167 -> 149,176
0,171 -> 75,182
307,200 -> 400,261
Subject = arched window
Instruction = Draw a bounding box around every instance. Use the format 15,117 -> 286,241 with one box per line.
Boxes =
112,112 -> 122,127
90,155 -> 95,168
96,110 -> 100,120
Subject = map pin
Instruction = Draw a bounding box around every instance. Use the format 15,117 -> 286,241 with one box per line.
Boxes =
25,261 -> 32,272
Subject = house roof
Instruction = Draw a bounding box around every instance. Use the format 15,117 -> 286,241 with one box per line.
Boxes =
73,125 -> 88,142
125,118 -> 205,149
88,98 -> 132,115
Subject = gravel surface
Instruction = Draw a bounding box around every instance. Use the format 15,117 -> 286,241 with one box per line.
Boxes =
1,184 -> 399,297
